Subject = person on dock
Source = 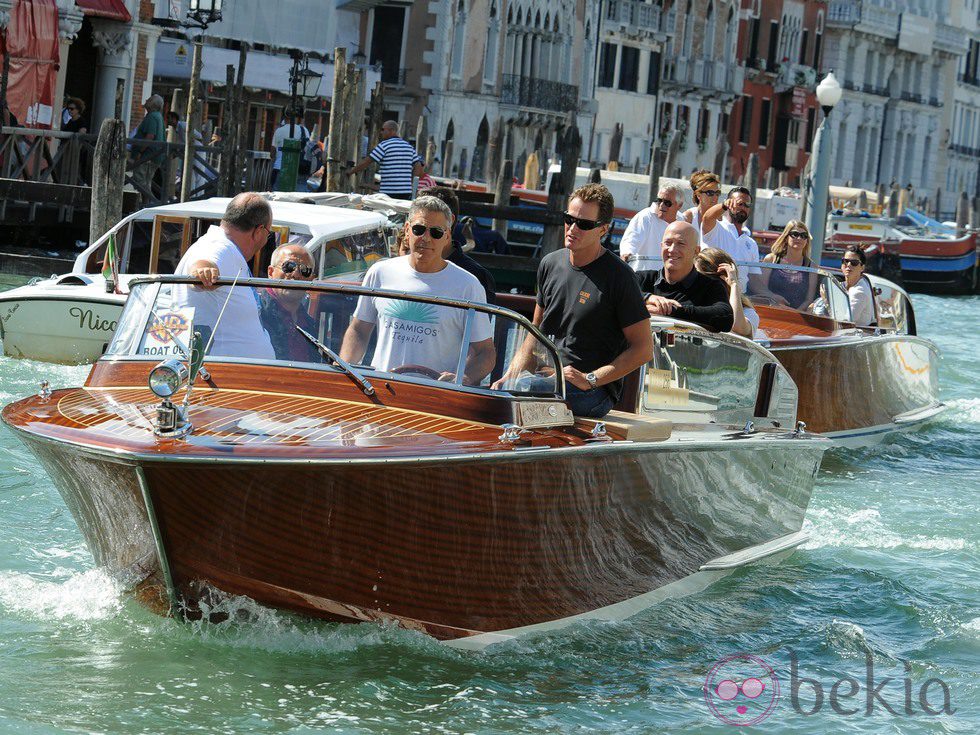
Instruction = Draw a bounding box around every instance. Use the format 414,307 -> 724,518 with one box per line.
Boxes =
270,110 -> 311,190
258,243 -> 321,362
62,98 -> 88,134
493,183 -> 652,418
172,192 -> 275,360
635,221 -> 734,333
619,184 -> 684,269
345,120 -> 423,200
131,95 -> 166,203
340,195 -> 495,385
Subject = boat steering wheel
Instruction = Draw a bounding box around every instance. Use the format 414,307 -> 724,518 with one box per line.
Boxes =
390,364 -> 443,380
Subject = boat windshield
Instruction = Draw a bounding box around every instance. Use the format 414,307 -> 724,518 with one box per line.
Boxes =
739,261 -> 853,323
106,278 -> 564,398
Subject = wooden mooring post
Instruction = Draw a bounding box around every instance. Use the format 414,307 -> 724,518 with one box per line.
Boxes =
325,47 -> 347,192
539,123 -> 581,257
492,159 -> 513,239
90,119 -> 126,245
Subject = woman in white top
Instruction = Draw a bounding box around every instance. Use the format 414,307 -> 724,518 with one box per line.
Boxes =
682,169 -> 722,237
841,245 -> 875,326
695,247 -> 760,339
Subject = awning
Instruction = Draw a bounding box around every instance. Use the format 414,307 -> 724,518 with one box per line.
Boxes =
75,0 -> 131,23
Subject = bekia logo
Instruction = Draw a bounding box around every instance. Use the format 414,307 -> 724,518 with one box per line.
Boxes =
704,654 -> 780,726
704,650 -> 955,726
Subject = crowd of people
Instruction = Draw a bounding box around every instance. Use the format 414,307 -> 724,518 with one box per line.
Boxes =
171,156 -> 876,420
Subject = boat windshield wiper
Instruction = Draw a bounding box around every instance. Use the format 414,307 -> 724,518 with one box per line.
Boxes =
295,326 -> 375,397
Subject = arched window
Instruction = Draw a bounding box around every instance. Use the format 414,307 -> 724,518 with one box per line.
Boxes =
485,0 -> 500,84
724,5 -> 737,61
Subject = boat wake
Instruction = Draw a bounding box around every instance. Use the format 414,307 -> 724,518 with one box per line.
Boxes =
0,568 -> 122,622
802,508 -> 971,552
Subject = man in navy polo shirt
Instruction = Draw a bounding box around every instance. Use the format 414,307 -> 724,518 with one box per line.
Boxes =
346,120 -> 424,199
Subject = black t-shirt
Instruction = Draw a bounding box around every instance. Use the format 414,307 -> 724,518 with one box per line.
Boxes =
447,240 -> 496,304
536,248 -> 648,401
635,268 -> 734,332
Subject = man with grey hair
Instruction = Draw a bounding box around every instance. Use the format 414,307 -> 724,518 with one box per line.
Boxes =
258,243 -> 320,361
619,184 -> 685,270
346,119 -> 423,199
172,192 -> 275,359
340,195 -> 495,383
131,94 -> 167,202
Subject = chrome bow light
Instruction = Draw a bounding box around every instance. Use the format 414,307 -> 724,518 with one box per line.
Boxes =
149,359 -> 192,438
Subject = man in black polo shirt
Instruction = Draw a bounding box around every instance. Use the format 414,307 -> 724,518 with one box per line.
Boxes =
635,221 -> 734,332
426,187 -> 497,304
495,183 -> 652,417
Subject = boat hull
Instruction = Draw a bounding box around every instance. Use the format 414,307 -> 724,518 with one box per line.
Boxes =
0,290 -> 125,364
14,430 -> 822,645
894,235 -> 977,295
769,334 -> 943,446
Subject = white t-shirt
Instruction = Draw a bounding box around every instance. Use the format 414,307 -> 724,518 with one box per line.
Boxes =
848,277 -> 875,326
620,207 -> 670,270
744,305 -> 760,336
353,256 -> 493,375
272,123 -> 311,169
173,226 -> 275,360
702,217 -> 761,293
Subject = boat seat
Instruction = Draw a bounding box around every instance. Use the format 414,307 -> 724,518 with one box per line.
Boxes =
575,410 -> 672,442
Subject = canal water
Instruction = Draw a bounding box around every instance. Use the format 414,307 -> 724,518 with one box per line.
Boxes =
0,274 -> 976,734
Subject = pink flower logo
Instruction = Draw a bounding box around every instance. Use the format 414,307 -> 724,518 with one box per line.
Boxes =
704,653 -> 780,726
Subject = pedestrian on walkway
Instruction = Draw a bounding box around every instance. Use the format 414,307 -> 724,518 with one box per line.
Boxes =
346,120 -> 423,199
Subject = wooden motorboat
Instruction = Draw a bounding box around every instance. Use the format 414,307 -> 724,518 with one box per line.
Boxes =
750,262 -> 943,447
2,275 -> 827,648
0,195 -> 399,364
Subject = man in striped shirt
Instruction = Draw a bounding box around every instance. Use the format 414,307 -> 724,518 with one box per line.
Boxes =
347,120 -> 424,199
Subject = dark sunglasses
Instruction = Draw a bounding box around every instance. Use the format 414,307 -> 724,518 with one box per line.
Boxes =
278,260 -> 314,278
653,198 -> 677,207
410,223 -> 446,239
788,230 -> 809,239
699,189 -> 722,197
841,258 -> 862,266
563,212 -> 605,231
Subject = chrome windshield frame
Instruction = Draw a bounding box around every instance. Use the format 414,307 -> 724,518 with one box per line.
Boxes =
120,275 -> 568,397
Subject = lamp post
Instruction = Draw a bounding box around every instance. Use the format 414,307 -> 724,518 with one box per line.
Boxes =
804,71 -> 843,265
278,53 -> 322,191
180,0 -> 222,203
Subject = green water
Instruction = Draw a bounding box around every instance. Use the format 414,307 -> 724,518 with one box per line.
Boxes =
0,275 -> 976,734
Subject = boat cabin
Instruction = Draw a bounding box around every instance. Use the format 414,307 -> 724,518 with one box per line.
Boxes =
73,198 -> 394,282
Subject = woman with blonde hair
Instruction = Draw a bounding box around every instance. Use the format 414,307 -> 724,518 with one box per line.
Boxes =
682,169 -> 722,233
695,248 -> 759,338
760,219 -> 819,308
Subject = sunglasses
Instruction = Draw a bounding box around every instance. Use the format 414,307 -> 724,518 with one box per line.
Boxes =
715,678 -> 766,701
653,198 -> 677,207
410,223 -> 446,239
67,106 -> 78,111
841,258 -> 862,266
563,212 -> 606,231
277,260 -> 314,278
788,230 -> 809,239
699,189 -> 722,197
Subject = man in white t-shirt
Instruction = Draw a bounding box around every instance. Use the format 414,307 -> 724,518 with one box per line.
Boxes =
340,196 -> 495,384
619,184 -> 684,271
172,192 -> 275,360
700,186 -> 775,298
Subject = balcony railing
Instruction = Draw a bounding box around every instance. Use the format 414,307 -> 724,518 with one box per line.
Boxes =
950,143 -> 980,156
936,23 -> 968,54
662,56 -> 743,95
900,91 -> 926,104
863,83 -> 888,96
958,72 -> 980,89
826,1 -> 899,38
500,74 -> 579,113
606,0 -> 662,32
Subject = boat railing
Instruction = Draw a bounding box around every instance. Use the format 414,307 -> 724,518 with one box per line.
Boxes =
107,275 -> 568,399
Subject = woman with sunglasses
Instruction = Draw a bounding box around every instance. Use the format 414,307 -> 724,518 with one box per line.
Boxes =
682,169 -> 722,235
62,97 -> 88,135
841,245 -> 875,326
759,220 -> 819,309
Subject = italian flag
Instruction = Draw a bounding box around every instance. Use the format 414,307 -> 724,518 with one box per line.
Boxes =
101,232 -> 118,293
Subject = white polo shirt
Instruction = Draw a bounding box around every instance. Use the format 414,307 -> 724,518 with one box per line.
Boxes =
620,206 -> 670,270
702,217 -> 761,293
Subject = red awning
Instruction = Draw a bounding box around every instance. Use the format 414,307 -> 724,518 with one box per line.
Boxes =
75,0 -> 131,22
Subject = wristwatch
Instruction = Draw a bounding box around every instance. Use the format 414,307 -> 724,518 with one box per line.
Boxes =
585,372 -> 599,389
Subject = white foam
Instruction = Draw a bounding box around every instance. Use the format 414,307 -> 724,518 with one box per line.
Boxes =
947,397 -> 980,425
0,568 -> 122,621
963,618 -> 980,634
803,508 -> 970,552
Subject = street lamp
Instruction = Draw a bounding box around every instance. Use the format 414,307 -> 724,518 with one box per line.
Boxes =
804,71 -> 842,265
186,0 -> 222,30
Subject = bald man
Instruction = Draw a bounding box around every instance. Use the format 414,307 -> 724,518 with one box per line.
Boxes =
346,120 -> 424,199
258,243 -> 322,362
635,221 -> 734,332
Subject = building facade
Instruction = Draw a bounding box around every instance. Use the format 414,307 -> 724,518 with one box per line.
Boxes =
728,0 -> 826,188
820,0 -> 967,214
946,0 -> 980,215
